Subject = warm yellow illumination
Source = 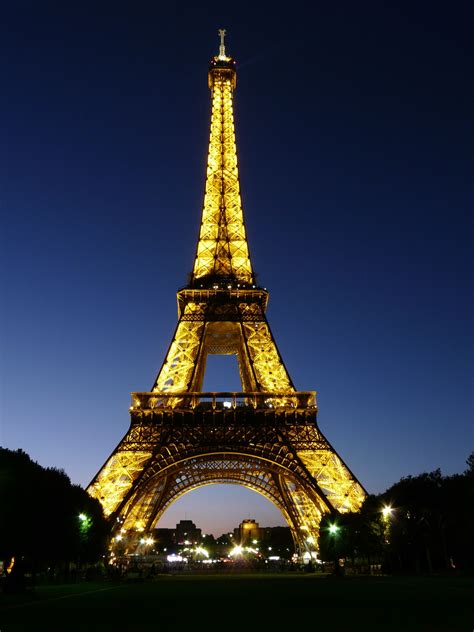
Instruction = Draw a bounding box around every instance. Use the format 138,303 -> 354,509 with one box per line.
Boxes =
382,505 -> 393,518
229,545 -> 244,557
6,557 -> 15,574
85,34 -> 367,561
194,546 -> 209,558
191,53 -> 253,284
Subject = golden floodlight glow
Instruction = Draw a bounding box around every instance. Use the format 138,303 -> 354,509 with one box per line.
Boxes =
86,30 -> 367,560
229,545 -> 244,557
382,505 -> 393,518
195,546 -> 209,558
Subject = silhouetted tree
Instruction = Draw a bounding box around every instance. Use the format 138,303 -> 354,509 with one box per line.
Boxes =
465,452 -> 474,476
0,448 -> 108,577
318,453 -> 474,574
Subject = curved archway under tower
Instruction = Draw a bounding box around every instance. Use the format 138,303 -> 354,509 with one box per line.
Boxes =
156,483 -> 287,537
112,450 -> 329,556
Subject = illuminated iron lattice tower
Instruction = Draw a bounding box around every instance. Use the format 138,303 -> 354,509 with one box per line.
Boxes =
88,31 -> 366,555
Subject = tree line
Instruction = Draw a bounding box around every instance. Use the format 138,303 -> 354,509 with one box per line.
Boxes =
1,447 -> 472,580
319,453 -> 474,573
0,448 -> 108,581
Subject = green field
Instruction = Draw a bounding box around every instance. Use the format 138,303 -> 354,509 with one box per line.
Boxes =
1,573 -> 472,632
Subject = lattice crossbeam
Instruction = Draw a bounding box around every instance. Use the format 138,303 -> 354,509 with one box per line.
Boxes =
87,41 -> 367,559
192,65 -> 253,283
88,450 -> 152,517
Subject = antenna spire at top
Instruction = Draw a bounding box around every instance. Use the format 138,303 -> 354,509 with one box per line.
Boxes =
218,28 -> 227,59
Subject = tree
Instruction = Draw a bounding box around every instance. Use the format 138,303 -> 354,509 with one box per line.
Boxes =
465,452 -> 474,477
317,454 -> 474,574
0,448 -> 109,577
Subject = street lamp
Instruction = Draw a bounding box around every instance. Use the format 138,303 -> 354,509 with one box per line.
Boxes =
77,513 -> 92,575
328,523 -> 340,536
194,546 -> 209,559
382,505 -> 393,519
78,513 -> 92,533
328,523 -> 342,576
229,545 -> 243,557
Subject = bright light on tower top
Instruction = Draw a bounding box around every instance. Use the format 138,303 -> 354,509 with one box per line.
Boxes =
218,28 -> 227,60
208,29 -> 236,90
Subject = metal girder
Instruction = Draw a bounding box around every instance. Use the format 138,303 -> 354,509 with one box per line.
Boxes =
192,63 -> 253,284
87,42 -> 367,557
87,449 -> 153,518
298,449 -> 366,513
88,407 -> 366,554
151,294 -> 294,399
109,449 -> 328,553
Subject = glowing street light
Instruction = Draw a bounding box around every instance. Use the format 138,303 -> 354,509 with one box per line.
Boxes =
78,513 -> 92,533
194,546 -> 209,558
328,524 -> 340,536
229,545 -> 243,557
382,505 -> 393,518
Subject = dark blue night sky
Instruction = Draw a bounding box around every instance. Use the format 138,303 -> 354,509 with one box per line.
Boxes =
2,2 -> 472,535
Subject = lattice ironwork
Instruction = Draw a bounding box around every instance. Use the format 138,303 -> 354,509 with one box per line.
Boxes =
192,55 -> 253,284
87,34 -> 366,557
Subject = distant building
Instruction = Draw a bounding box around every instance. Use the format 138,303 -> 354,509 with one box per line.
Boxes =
234,519 -> 262,544
228,522 -> 294,557
175,519 -> 201,544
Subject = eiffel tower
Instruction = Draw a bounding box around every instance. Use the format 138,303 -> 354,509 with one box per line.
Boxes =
88,31 -> 366,555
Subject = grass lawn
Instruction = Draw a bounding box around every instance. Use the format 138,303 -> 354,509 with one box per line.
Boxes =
0,573 -> 472,632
